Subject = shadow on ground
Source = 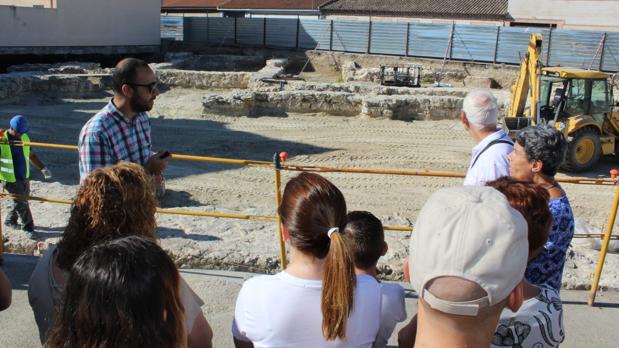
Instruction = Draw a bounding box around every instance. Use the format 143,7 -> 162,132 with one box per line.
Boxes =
158,226 -> 222,242
0,95 -> 332,186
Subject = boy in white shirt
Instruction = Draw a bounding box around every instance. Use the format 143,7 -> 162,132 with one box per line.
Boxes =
344,211 -> 407,348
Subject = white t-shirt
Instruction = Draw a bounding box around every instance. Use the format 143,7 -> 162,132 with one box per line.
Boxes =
463,129 -> 513,186
492,285 -> 564,348
373,283 -> 407,348
232,272 -> 382,348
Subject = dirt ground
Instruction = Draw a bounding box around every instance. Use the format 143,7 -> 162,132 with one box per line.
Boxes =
1,87 -> 618,287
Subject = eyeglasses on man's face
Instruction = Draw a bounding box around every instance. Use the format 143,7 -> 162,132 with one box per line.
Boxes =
127,81 -> 159,93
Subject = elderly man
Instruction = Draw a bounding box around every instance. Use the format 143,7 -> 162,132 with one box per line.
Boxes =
78,58 -> 169,194
409,186 -> 529,348
461,89 -> 513,186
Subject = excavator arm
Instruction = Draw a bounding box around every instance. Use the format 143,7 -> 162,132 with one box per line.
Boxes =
508,33 -> 544,122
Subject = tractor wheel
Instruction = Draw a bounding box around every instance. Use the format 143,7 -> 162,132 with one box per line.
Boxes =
563,127 -> 601,172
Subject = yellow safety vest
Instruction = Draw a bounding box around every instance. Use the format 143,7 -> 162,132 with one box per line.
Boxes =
0,131 -> 30,182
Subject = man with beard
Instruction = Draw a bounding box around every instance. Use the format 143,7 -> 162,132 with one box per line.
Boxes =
78,58 -> 169,194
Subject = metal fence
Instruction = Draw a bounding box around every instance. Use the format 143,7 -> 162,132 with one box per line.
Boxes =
163,16 -> 619,72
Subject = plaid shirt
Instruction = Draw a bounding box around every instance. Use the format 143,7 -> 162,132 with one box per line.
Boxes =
78,100 -> 152,181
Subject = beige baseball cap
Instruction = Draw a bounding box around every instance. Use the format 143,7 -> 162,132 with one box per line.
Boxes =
409,186 -> 528,316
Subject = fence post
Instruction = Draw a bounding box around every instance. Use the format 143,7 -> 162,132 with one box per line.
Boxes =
273,153 -> 287,270
294,17 -> 300,49
599,33 -> 607,71
329,20 -> 334,51
493,26 -> 500,64
367,20 -> 372,54
206,16 -> 210,45
234,17 -> 238,45
588,180 -> 619,305
546,27 -> 552,66
405,22 -> 410,56
263,17 -> 267,47
448,22 -> 455,59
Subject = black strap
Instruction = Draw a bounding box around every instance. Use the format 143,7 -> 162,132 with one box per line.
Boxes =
470,139 -> 513,169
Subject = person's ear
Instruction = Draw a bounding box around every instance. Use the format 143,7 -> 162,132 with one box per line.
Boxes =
531,160 -> 544,174
460,112 -> 469,129
403,256 -> 410,284
163,309 -> 168,322
382,241 -> 388,256
121,84 -> 133,98
506,281 -> 525,312
281,224 -> 290,241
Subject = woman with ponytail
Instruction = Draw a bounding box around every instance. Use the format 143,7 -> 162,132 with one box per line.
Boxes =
232,172 -> 381,347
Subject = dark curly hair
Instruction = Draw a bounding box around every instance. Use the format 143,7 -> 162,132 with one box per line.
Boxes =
516,126 -> 568,176
46,236 -> 186,348
55,162 -> 157,271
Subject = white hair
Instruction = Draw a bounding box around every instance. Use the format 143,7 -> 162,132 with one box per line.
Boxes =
462,89 -> 498,129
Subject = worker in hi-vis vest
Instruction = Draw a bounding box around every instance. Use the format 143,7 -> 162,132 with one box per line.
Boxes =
1,115 -> 52,235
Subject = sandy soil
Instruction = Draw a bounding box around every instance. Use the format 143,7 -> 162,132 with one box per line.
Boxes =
1,87 -> 618,289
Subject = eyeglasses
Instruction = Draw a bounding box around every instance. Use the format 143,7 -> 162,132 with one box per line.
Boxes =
127,81 -> 159,93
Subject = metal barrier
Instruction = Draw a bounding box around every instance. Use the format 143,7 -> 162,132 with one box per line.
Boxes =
174,16 -> 619,72
0,140 -> 617,305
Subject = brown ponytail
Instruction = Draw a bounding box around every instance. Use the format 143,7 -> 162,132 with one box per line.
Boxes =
278,172 -> 355,340
322,230 -> 356,340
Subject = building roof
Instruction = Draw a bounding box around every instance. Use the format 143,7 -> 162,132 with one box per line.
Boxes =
161,0 -> 227,10
319,0 -> 509,20
218,0 -> 324,10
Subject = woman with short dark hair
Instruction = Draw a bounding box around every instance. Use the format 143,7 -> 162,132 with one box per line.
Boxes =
507,126 -> 574,291
45,236 -> 187,348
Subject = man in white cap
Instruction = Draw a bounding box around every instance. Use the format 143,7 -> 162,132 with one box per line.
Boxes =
461,89 -> 513,186
409,186 -> 529,347
1,115 -> 52,234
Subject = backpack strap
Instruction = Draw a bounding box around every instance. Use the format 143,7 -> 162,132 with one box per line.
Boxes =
470,139 -> 513,169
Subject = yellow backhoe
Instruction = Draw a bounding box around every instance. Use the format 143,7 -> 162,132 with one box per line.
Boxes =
504,33 -> 619,172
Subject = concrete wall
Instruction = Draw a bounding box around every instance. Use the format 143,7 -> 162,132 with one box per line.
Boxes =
0,0 -> 53,8
0,0 -> 160,47
509,0 -> 619,31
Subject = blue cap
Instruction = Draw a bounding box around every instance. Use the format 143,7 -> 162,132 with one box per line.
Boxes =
10,115 -> 29,134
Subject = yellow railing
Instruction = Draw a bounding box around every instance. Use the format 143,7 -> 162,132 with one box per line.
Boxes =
0,141 -> 616,306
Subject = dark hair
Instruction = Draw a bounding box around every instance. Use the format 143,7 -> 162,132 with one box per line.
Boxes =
343,211 -> 384,270
487,177 -> 552,258
45,236 -> 186,348
516,126 -> 568,176
278,172 -> 354,340
55,162 -> 157,271
112,58 -> 151,94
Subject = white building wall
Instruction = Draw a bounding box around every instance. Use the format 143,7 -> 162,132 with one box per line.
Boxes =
508,0 -> 619,31
0,0 -> 160,47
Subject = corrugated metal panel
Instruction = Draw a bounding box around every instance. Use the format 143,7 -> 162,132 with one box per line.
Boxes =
408,23 -> 452,59
451,25 -> 497,62
237,18 -> 264,47
161,16 -> 183,41
265,18 -> 297,48
183,17 -> 208,43
208,17 -> 235,46
370,22 -> 407,56
549,30 -> 605,69
602,32 -> 619,72
298,19 -> 331,49
332,20 -> 369,53
496,27 -> 550,65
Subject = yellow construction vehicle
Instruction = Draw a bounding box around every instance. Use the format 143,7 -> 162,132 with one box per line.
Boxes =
504,33 -> 619,172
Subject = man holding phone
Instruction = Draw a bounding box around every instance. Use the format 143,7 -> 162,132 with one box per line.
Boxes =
78,58 -> 169,195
